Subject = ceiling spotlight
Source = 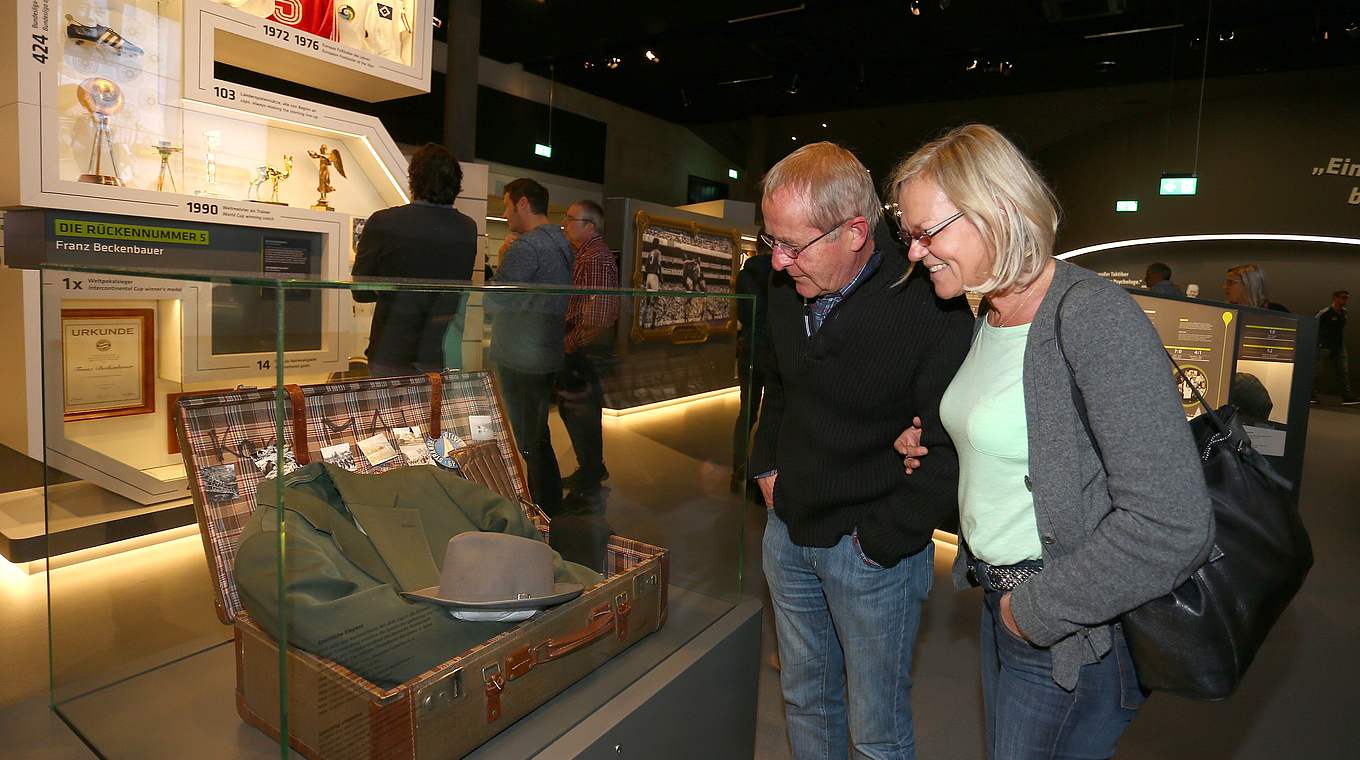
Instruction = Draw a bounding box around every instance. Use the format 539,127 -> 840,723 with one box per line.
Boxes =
791,136 -> 798,141
1218,30 -> 1235,42
964,58 -> 978,71
998,60 -> 1014,75
605,56 -> 622,70
786,73 -> 800,95
1345,21 -> 1360,38
821,122 -> 828,128
910,1 -> 921,15
644,49 -> 661,63
583,60 -> 595,70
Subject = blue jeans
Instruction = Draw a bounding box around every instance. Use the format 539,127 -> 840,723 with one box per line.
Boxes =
763,510 -> 933,760
979,582 -> 1145,760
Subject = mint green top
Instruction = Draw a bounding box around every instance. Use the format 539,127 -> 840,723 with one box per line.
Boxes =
938,319 -> 1042,565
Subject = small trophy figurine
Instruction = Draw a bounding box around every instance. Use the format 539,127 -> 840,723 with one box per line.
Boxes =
248,154 -> 294,205
154,140 -> 181,192
308,144 -> 346,211
77,77 -> 125,186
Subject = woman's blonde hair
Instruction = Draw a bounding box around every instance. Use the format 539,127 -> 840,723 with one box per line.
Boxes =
1227,264 -> 1270,307
888,124 -> 1059,294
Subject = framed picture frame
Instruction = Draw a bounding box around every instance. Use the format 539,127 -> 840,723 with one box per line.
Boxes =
61,308 -> 156,422
630,211 -> 741,344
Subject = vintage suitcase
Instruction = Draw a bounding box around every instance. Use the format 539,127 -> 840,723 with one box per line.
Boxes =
174,371 -> 668,759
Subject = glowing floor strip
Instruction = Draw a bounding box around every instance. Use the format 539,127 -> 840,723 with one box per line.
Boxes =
602,386 -> 740,418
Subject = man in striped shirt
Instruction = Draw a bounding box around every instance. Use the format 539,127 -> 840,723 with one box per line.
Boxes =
559,200 -> 620,492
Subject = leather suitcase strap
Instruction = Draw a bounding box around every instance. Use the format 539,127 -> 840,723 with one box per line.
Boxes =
504,601 -> 621,682
426,372 -> 444,438
285,384 -> 309,465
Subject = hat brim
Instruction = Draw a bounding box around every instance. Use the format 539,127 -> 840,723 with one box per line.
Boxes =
401,582 -> 583,610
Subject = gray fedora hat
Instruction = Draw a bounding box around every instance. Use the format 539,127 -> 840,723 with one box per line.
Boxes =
402,532 -> 583,610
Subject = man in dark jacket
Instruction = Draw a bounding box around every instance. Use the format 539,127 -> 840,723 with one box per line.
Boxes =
1315,289 -> 1357,404
353,143 -> 478,376
751,142 -> 973,759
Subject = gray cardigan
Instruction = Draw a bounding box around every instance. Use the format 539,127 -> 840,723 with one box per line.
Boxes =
952,260 -> 1214,690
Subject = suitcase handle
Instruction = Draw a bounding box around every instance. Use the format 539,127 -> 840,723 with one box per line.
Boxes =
504,598 -> 630,681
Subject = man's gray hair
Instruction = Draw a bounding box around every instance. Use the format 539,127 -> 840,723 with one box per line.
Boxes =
760,142 -> 880,238
570,199 -> 605,231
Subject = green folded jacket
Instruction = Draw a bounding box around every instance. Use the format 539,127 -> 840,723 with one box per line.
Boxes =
234,462 -> 603,687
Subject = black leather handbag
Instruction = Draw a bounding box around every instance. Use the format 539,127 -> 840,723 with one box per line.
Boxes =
1058,292 -> 1313,700
1119,396 -> 1312,699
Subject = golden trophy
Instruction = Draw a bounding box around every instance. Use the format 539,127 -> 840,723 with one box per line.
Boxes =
154,140 -> 181,192
247,154 -> 293,205
77,77 -> 125,186
307,144 -> 346,211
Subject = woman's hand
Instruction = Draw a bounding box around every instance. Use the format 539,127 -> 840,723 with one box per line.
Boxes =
1000,592 -> 1028,641
893,416 -> 928,474
756,472 -> 778,509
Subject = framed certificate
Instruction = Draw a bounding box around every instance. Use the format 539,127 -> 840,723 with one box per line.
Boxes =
61,309 -> 156,421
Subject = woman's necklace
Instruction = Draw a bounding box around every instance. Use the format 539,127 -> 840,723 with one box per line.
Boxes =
992,281 -> 1039,328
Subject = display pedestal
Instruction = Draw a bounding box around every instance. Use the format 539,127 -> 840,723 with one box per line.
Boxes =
0,483 -> 194,564
53,589 -> 761,759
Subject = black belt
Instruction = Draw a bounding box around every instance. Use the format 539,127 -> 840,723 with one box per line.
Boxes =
968,558 -> 1043,593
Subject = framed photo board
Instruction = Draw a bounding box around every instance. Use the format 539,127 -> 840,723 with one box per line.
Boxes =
61,309 -> 156,422
631,211 -> 740,344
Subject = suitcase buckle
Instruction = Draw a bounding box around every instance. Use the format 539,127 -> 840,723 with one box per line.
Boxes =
482,663 -> 504,723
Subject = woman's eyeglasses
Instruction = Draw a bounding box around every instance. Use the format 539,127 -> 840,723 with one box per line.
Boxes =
887,204 -> 965,249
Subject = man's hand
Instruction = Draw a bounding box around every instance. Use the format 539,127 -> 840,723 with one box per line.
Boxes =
893,416 -> 928,475
756,472 -> 777,509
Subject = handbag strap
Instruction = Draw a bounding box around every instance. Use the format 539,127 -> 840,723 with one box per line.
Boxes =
1053,283 -> 1105,463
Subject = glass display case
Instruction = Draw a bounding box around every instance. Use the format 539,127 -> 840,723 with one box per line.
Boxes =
38,262 -> 756,758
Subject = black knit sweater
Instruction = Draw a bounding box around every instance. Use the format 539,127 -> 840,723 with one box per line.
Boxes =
749,251 -> 975,567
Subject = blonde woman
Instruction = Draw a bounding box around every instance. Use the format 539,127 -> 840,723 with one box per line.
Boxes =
1224,264 -> 1290,312
890,125 -> 1213,759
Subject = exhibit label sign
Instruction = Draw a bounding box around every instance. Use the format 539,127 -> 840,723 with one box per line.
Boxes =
61,309 -> 156,421
1131,293 -> 1237,420
2,209 -> 321,275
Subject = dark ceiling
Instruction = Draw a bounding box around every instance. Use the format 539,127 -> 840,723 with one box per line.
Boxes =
471,0 -> 1360,125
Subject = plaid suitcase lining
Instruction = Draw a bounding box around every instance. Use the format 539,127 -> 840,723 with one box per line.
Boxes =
180,372 -> 530,621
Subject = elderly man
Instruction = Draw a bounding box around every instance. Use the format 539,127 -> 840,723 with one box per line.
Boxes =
751,143 -> 973,759
488,178 -> 574,516
558,199 -> 620,492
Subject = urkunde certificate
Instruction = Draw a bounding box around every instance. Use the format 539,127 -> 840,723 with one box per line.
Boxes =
62,310 -> 153,419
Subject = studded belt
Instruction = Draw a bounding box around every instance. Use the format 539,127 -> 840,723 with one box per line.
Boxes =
968,558 -> 1043,593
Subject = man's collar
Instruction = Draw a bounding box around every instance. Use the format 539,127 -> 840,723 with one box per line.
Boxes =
812,250 -> 882,302
572,234 -> 605,253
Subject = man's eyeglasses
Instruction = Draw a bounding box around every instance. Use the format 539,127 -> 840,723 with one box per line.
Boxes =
758,218 -> 852,260
889,207 -> 965,249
